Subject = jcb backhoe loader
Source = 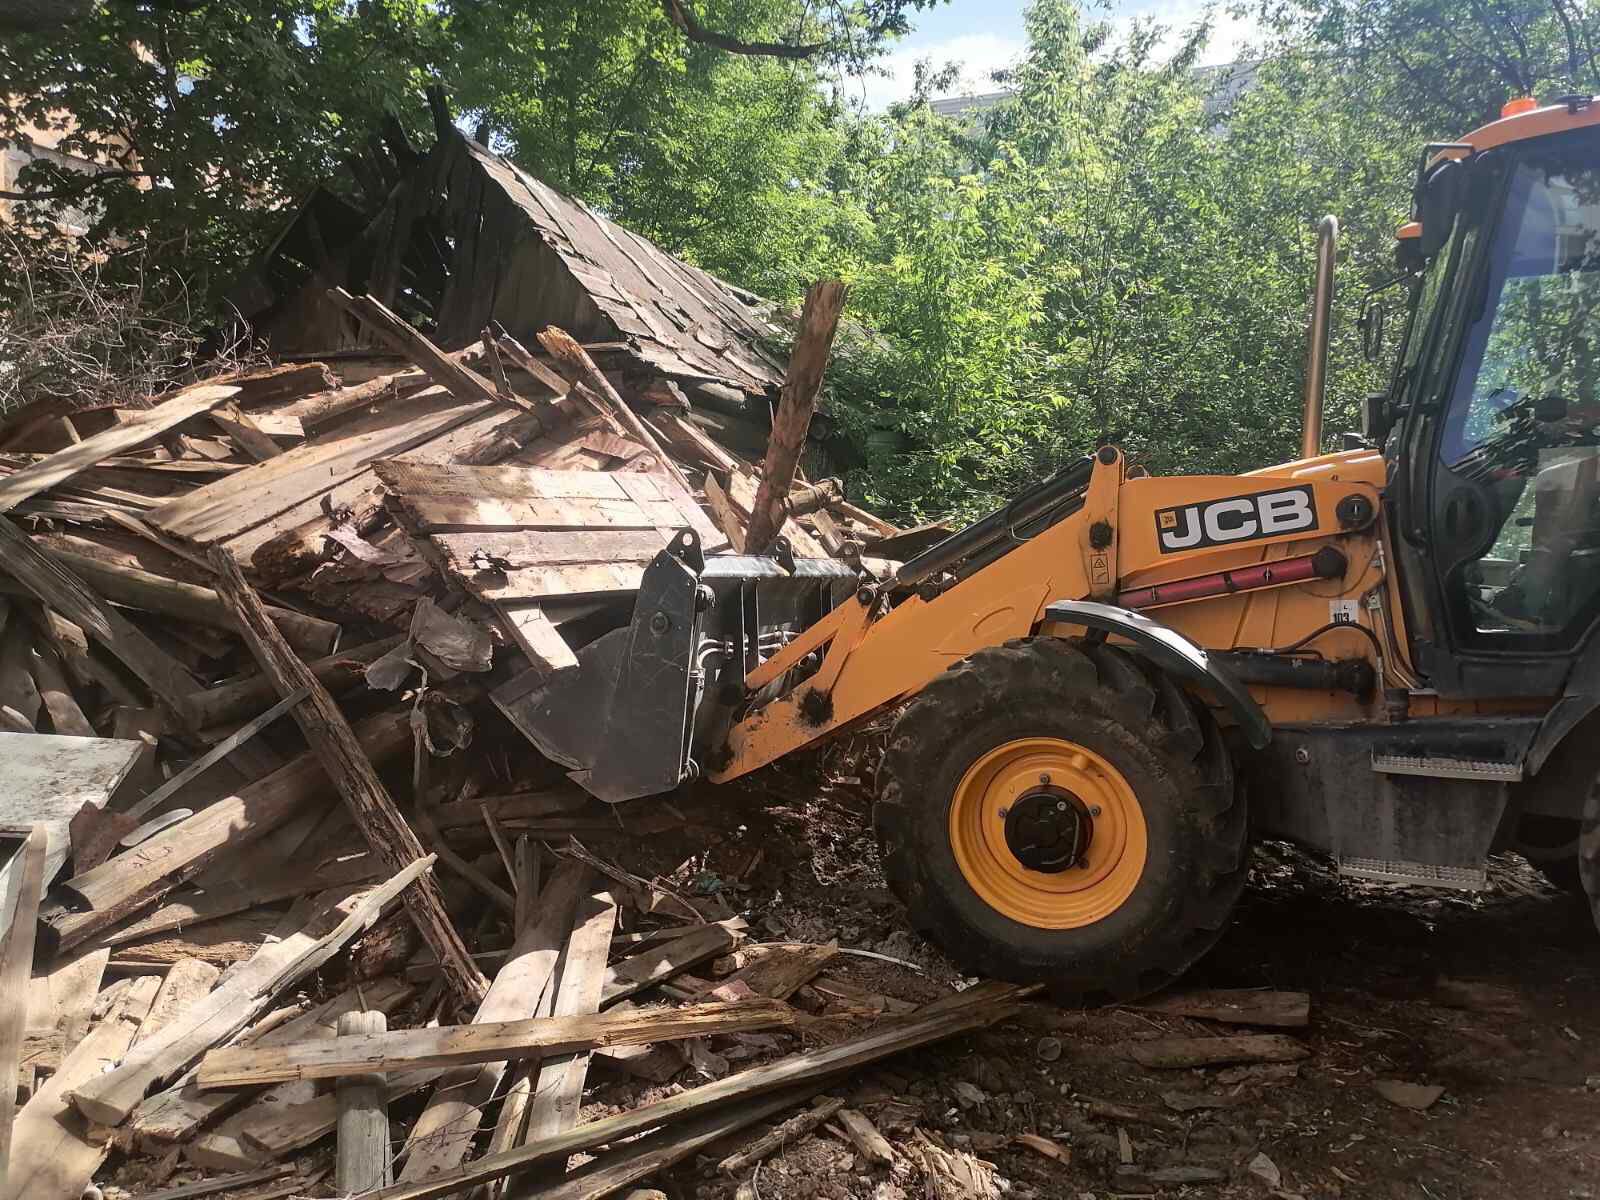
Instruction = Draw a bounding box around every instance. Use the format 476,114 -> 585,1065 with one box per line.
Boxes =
506,94 -> 1600,999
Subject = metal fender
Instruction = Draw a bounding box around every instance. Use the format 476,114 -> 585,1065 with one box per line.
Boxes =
1042,599 -> 1271,750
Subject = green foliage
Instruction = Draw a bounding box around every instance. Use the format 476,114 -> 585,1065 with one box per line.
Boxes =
10,0 -> 1600,525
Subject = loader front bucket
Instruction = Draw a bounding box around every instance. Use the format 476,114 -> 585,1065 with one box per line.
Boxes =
495,529 -> 858,803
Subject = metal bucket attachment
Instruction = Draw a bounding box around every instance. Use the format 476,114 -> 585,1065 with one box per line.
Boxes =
499,529 -> 858,803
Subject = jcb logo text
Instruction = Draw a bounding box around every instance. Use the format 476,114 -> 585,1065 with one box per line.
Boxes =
1155,486 -> 1317,553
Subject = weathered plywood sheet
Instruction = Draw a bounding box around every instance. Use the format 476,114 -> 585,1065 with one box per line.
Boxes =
148,390 -> 489,546
0,732 -> 144,891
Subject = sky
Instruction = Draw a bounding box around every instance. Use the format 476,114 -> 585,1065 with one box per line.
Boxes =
847,0 -> 1257,109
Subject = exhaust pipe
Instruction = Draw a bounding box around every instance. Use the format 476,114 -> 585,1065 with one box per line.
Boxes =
1301,214 -> 1338,460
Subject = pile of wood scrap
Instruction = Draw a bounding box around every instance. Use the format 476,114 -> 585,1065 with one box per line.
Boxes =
0,278 -> 979,1198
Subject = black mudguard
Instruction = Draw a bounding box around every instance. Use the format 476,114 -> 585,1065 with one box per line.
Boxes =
1043,599 -> 1271,749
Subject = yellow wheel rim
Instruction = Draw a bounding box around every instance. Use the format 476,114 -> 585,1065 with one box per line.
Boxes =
948,737 -> 1148,929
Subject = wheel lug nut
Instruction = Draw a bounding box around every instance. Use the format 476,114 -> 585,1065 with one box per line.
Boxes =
1039,773 -> 1051,784
1056,801 -> 1068,812
998,807 -> 1009,818
1089,804 -> 1102,816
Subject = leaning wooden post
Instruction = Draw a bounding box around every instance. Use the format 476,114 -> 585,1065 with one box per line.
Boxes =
207,547 -> 489,1009
744,280 -> 847,557
534,326 -> 696,496
337,1010 -> 393,1193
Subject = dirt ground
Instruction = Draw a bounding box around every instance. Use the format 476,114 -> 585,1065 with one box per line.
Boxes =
604,741 -> 1600,1200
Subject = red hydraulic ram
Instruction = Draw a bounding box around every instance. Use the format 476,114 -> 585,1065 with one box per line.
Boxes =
1117,546 -> 1347,611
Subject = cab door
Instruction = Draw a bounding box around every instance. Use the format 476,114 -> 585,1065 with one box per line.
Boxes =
1426,135 -> 1600,688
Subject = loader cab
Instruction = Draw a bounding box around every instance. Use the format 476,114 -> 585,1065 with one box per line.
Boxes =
1388,116 -> 1600,697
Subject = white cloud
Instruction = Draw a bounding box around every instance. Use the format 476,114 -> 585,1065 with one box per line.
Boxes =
844,31 -> 1028,111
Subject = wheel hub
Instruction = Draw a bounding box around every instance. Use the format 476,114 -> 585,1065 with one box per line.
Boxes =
1004,787 -> 1093,873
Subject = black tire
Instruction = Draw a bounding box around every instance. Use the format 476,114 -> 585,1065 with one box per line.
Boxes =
874,637 -> 1246,1003
1512,814 -> 1584,895
1580,783 -> 1600,926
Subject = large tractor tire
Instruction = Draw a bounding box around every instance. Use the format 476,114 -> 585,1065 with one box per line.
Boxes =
874,637 -> 1247,1003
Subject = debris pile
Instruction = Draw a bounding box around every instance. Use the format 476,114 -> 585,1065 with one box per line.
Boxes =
0,271 -> 945,1199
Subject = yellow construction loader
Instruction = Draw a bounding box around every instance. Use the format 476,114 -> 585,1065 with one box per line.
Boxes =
510,94 -> 1600,999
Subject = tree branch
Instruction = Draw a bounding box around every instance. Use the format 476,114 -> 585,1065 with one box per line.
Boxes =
0,167 -> 152,201
660,0 -> 824,59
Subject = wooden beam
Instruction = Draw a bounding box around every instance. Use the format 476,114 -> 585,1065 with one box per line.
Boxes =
178,634 -> 404,729
0,827 -> 47,1195
344,986 -> 1026,1200
394,859 -> 587,1181
600,923 -> 737,1006
1121,1034 -> 1311,1069
744,281 -> 846,555
1127,988 -> 1311,1029
198,998 -> 796,1088
326,289 -> 534,416
68,860 -> 436,1126
42,546 -> 340,657
515,883 -> 618,1173
0,383 -> 239,514
208,547 -> 488,1010
718,1095 -> 846,1175
335,1010 -> 392,1193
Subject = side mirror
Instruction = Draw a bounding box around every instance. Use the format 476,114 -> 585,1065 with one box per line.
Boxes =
1357,298 -> 1387,361
1362,391 -> 1395,443
1419,159 -> 1466,258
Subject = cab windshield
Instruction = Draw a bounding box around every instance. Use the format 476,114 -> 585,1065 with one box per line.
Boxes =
1437,138 -> 1600,637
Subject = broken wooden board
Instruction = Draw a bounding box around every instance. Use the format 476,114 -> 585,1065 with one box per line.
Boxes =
5,974 -> 160,1200
69,860 -> 435,1125
0,383 -> 240,515
0,731 -> 144,888
1121,1034 -> 1310,1070
1128,988 -> 1311,1029
199,998 -> 796,1088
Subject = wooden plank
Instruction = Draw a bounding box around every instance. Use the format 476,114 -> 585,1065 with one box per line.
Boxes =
24,947 -> 109,1059
28,636 -> 95,737
0,619 -> 41,728
0,383 -> 239,514
535,326 -> 694,494
1121,1034 -> 1311,1069
133,979 -> 413,1148
600,923 -> 738,1006
394,859 -> 588,1182
837,1108 -> 895,1168
105,855 -> 380,947
235,1068 -> 440,1159
40,712 -> 411,954
702,472 -> 746,552
648,408 -> 740,475
147,389 -> 488,546
721,942 -> 836,1000
336,1010 -> 392,1193
133,957 -> 222,1045
437,549 -> 647,601
745,281 -> 846,555
135,1165 -> 295,1200
516,883 -> 618,1166
0,516 -> 204,727
495,602 -> 580,673
210,402 -> 284,461
4,974 -> 160,1200
68,861 -> 436,1126
198,997 -> 796,1088
377,461 -> 657,502
0,828 -> 47,1195
340,986 -> 1026,1200
1128,988 -> 1311,1029
210,547 -> 488,1010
